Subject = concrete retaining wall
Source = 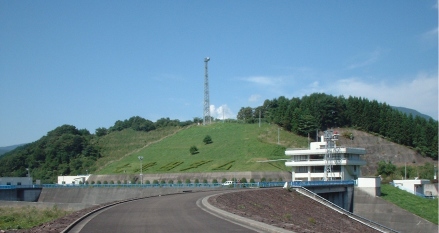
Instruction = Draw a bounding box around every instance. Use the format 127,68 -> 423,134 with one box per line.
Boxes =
0,188 -> 42,202
37,186 -> 220,205
85,171 -> 291,184
353,187 -> 438,233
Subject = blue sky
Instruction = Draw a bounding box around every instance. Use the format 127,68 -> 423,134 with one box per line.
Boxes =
0,1 -> 437,147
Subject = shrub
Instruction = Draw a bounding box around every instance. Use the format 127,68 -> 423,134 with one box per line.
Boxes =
91,181 -> 95,184
260,177 -> 266,182
250,178 -> 255,183
153,180 -> 159,184
221,178 -> 227,183
185,179 -> 191,184
212,179 -> 218,184
177,179 -> 182,184
168,180 -> 174,184
194,178 -> 199,184
203,135 -> 213,144
103,181 -> 108,184
97,181 -> 101,184
203,179 -> 208,184
189,146 -> 199,155
240,178 -> 247,183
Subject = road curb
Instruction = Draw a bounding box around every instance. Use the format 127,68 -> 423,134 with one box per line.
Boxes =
199,193 -> 294,233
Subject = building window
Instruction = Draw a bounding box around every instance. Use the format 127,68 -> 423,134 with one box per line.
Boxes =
311,166 -> 324,173
17,182 -> 21,185
294,155 -> 308,161
310,154 -> 324,160
6,182 -> 11,185
297,167 -> 308,173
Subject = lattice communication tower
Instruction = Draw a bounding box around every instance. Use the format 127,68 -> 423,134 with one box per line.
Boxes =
203,57 -> 211,125
323,130 -> 340,181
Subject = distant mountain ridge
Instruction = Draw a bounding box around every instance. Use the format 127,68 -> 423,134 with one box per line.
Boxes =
0,144 -> 26,156
392,106 -> 433,120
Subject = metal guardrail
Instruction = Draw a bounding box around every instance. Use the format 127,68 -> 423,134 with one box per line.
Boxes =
39,183 -> 262,188
0,181 -> 355,189
293,186 -> 399,233
0,185 -> 43,189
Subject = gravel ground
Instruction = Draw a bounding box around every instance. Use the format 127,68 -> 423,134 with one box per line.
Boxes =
208,188 -> 380,233
3,188 -> 379,233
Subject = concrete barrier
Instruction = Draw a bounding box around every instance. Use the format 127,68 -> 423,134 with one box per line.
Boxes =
85,171 -> 291,184
37,186 -> 220,205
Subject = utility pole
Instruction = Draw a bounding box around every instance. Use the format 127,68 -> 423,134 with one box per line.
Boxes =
138,156 -> 143,184
259,110 -> 261,127
203,57 -> 211,125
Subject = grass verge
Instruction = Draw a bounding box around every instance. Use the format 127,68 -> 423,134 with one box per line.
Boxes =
380,184 -> 438,224
0,205 -> 71,230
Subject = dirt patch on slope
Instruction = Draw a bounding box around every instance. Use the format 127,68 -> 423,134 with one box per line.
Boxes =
332,128 -> 435,176
209,188 -> 380,233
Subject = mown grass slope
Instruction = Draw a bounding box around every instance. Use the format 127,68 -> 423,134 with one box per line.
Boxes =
96,122 -> 308,174
380,184 -> 438,224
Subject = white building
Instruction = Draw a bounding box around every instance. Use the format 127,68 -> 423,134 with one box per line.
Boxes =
392,179 -> 434,197
285,130 -> 367,181
57,175 -> 90,185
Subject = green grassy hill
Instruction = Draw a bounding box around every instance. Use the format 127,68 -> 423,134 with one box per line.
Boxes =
95,122 -> 309,174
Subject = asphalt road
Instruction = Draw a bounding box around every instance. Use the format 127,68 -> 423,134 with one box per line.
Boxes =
69,190 -> 259,233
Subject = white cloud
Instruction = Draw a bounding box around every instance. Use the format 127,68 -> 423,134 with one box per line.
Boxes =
346,49 -> 383,70
332,73 -> 438,119
248,94 -> 261,102
243,76 -> 281,86
420,27 -> 438,46
210,104 -> 235,119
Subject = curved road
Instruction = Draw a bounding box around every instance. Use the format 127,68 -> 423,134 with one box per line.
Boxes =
69,191 -> 260,233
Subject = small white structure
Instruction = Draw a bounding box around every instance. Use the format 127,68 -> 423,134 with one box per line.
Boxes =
357,177 -> 381,196
0,177 -> 33,186
57,175 -> 90,185
285,130 -> 367,181
392,179 -> 432,196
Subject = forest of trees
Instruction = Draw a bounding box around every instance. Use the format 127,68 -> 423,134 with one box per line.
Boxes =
237,93 -> 438,160
0,117 -> 193,183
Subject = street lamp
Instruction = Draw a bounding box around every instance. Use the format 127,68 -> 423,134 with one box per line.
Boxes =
26,168 -> 31,185
138,156 -> 144,184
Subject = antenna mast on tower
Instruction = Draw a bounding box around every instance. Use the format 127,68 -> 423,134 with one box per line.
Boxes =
203,57 -> 211,125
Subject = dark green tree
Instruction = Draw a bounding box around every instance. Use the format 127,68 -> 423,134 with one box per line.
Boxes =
203,135 -> 213,144
95,127 -> 108,137
189,146 -> 199,155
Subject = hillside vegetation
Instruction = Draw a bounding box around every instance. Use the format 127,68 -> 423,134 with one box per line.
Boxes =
240,93 -> 438,160
97,123 -> 308,174
0,92 -> 437,183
